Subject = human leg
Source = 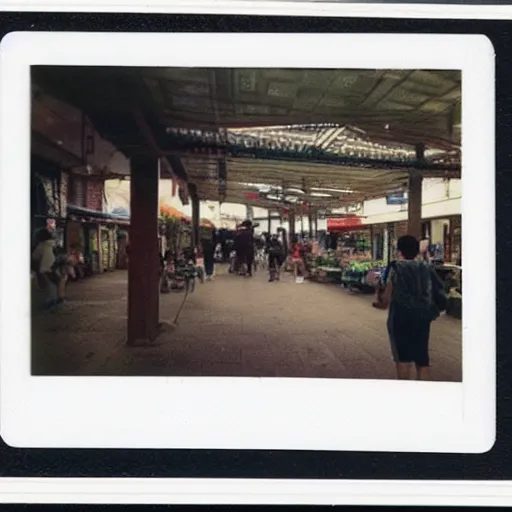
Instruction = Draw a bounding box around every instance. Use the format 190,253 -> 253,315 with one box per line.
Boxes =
204,254 -> 214,277
389,306 -> 416,379
41,272 -> 57,309
413,320 -> 432,381
292,259 -> 298,279
268,254 -> 276,281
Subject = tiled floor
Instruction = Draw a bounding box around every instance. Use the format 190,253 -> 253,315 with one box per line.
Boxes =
32,265 -> 462,381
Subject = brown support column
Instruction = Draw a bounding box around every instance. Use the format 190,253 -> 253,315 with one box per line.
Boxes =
407,143 -> 425,240
308,209 -> 314,238
267,209 -> 272,234
128,155 -> 160,345
191,192 -> 200,249
408,170 -> 423,240
288,209 -> 296,240
314,213 -> 318,239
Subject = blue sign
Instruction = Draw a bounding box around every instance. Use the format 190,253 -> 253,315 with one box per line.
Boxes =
386,192 -> 408,205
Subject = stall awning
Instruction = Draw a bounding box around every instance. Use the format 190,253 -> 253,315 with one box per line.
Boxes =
200,218 -> 216,229
67,204 -> 130,225
159,204 -> 190,223
327,216 -> 367,232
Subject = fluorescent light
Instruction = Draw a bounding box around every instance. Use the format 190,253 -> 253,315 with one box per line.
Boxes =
311,187 -> 354,194
310,192 -> 331,197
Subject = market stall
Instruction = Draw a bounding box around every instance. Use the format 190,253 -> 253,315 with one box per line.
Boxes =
159,204 -> 192,258
341,259 -> 387,293
433,263 -> 462,318
309,250 -> 343,283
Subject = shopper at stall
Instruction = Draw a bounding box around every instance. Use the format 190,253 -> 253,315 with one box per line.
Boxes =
380,235 -> 447,381
290,237 -> 307,283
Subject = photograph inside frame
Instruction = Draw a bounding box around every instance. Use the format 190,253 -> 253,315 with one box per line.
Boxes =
30,66 -> 462,383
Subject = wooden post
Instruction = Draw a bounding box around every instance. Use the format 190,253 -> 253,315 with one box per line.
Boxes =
127,155 -> 160,345
407,143 -> 425,241
189,183 -> 200,249
191,196 -> 200,249
288,209 -> 296,240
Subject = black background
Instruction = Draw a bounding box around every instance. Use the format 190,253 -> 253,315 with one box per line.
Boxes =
0,12 -> 510,480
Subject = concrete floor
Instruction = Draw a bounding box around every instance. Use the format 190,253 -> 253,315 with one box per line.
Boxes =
31,266 -> 462,381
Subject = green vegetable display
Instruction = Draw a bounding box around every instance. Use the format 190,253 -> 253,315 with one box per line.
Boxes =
341,260 -> 387,287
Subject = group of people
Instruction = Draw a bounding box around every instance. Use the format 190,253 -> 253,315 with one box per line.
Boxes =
224,221 -> 314,283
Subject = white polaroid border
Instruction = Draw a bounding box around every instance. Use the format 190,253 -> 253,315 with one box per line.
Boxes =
0,32 -> 495,454
0,0 -> 511,19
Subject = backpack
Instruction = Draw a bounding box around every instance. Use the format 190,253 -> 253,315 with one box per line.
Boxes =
430,267 -> 448,313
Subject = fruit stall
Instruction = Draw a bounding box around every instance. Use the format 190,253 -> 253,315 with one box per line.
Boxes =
309,250 -> 343,283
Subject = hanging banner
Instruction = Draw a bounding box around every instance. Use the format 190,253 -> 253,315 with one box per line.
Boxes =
326,216 -> 365,231
36,173 -> 59,218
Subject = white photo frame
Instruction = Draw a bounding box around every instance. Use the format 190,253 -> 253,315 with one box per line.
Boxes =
0,32 -> 495,453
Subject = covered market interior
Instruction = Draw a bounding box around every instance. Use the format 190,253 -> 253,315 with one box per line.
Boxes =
32,66 -> 461,348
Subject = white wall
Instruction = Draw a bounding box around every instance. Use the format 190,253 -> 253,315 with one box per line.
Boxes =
360,178 -> 461,225
430,218 -> 450,245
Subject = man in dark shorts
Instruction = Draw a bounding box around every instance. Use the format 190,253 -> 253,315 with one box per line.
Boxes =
381,235 -> 446,381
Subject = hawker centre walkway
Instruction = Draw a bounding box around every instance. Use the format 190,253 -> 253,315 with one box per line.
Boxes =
31,266 -> 462,382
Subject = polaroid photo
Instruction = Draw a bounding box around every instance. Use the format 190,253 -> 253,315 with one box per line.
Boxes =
0,31 -> 495,453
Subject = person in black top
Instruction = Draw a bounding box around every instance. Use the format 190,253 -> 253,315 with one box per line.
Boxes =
200,228 -> 216,280
381,235 -> 447,381
266,234 -> 285,282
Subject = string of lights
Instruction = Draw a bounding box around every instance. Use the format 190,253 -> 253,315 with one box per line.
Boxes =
165,125 -> 460,170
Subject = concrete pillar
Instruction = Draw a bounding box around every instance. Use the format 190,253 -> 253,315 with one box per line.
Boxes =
127,155 -> 160,345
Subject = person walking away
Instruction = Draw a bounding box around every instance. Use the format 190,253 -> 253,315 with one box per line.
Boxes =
31,228 -> 59,310
237,220 -> 255,277
380,235 -> 447,381
267,234 -> 284,282
201,228 -> 215,281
